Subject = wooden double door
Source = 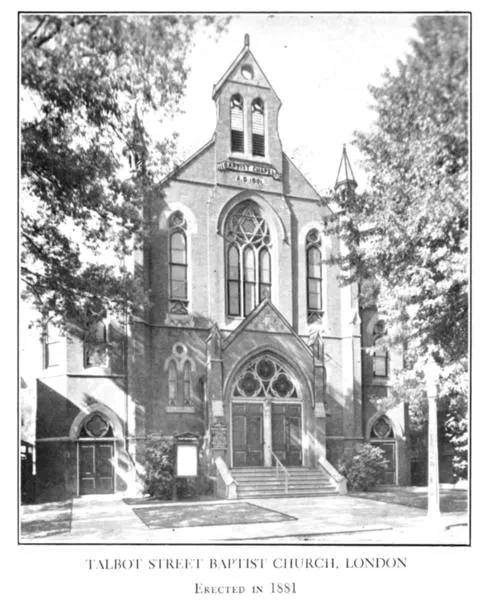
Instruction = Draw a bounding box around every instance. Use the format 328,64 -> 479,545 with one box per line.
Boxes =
232,402 -> 302,467
79,441 -> 115,494
271,403 -> 302,467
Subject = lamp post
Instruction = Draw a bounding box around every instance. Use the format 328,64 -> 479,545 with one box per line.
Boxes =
425,356 -> 440,519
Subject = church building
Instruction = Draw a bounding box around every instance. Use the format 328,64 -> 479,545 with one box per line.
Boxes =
32,36 -> 409,501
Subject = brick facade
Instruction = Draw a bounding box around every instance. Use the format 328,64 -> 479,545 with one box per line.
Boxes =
33,37 -> 409,500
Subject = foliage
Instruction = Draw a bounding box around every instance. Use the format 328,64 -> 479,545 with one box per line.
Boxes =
143,439 -> 175,499
21,15 -> 229,328
143,439 -> 208,500
339,444 -> 388,491
327,16 -> 469,474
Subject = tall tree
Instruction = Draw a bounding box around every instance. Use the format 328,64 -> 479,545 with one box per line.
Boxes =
327,16 -> 469,478
21,15 -> 229,327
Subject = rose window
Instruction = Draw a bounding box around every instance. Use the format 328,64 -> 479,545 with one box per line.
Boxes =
233,355 -> 297,398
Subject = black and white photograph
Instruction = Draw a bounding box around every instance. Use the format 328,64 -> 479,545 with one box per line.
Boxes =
18,11 -> 470,551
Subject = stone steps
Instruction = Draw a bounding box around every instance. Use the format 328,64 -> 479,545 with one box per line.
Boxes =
230,467 -> 337,499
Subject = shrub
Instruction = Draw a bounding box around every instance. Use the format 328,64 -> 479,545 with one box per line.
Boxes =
339,444 -> 388,491
143,440 -> 208,500
144,440 -> 175,499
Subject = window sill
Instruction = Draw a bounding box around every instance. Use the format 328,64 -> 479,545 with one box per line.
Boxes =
371,377 -> 390,386
165,406 -> 196,414
165,313 -> 194,327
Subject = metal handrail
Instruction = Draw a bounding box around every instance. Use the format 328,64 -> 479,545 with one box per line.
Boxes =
271,451 -> 289,494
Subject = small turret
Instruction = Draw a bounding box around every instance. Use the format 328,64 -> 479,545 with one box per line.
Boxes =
334,144 -> 357,196
125,106 -> 147,174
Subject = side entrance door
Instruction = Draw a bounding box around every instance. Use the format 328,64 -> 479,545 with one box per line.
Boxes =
79,442 -> 115,494
232,403 -> 264,467
271,404 -> 302,466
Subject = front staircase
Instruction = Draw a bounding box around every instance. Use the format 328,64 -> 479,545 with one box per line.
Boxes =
230,467 -> 338,499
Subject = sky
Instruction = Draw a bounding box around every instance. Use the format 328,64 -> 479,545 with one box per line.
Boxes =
163,13 -> 419,194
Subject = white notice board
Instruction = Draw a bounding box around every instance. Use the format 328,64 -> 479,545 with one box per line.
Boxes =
176,444 -> 198,477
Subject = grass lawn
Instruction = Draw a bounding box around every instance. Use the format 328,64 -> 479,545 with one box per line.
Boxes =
349,486 -> 467,513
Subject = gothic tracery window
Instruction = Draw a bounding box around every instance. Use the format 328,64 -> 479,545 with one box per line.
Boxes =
233,355 -> 298,399
306,229 -> 323,324
169,211 -> 188,315
225,201 -> 271,317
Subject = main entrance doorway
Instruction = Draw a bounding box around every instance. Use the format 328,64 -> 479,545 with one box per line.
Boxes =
271,404 -> 302,466
78,412 -> 115,494
230,354 -> 303,468
232,403 -> 264,467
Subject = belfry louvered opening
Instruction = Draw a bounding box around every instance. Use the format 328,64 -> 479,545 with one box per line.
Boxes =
230,94 -> 244,153
251,98 -> 265,156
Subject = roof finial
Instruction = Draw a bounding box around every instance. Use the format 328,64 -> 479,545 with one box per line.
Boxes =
244,33 -> 250,48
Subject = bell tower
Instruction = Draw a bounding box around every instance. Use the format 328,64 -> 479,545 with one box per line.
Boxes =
212,35 -> 284,192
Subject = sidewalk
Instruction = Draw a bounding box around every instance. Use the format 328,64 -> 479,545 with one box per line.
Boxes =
20,493 -> 469,544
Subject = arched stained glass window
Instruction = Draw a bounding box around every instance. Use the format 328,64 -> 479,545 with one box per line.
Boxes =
225,201 -> 272,317
169,212 -> 188,314
230,94 -> 244,153
306,229 -> 323,324
251,98 -> 265,156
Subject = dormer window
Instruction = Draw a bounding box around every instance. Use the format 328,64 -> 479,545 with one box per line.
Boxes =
251,98 -> 265,157
230,94 -> 244,153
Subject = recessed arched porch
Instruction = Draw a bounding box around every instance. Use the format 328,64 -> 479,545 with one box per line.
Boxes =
227,353 -> 308,468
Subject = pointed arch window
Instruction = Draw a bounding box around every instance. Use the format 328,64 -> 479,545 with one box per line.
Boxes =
259,248 -> 271,302
183,362 -> 192,406
168,361 -> 177,406
306,229 -> 323,324
225,201 -> 272,317
372,321 -> 388,377
370,414 -> 396,484
230,94 -> 244,153
251,98 -> 265,156
169,211 -> 188,314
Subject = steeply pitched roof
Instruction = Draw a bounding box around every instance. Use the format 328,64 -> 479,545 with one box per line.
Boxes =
212,34 -> 279,102
222,298 -> 312,355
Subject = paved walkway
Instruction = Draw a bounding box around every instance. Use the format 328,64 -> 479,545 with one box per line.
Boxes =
20,494 -> 469,544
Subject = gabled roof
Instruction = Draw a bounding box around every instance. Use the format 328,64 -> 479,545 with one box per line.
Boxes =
158,136 -> 215,186
282,152 -> 322,201
222,298 -> 312,355
212,35 -> 279,102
